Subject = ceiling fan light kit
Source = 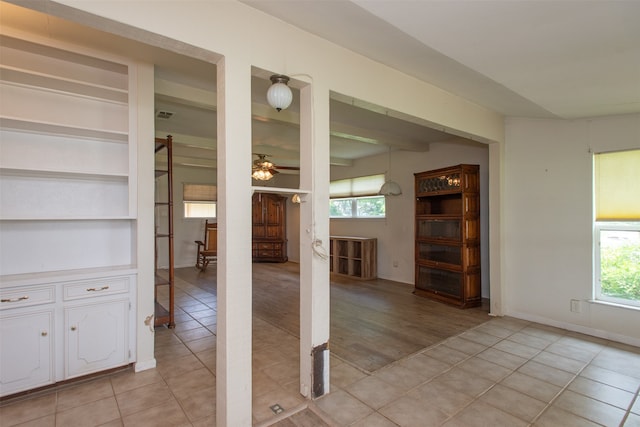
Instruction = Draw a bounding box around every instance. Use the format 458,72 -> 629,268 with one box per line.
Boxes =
252,153 -> 279,181
267,74 -> 293,112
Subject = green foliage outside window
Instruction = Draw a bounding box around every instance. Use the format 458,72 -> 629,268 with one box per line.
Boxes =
329,196 -> 385,218
601,241 -> 640,301
356,197 -> 385,217
329,199 -> 353,217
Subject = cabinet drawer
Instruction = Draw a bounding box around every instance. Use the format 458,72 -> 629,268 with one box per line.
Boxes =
0,285 -> 55,310
257,242 -> 274,250
258,250 -> 282,257
63,276 -> 130,301
256,242 -> 283,250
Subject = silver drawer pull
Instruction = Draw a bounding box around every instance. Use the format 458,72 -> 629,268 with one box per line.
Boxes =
86,286 -> 109,292
1,296 -> 29,303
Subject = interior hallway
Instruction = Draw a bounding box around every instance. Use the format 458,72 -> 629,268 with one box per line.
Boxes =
1,263 -> 639,426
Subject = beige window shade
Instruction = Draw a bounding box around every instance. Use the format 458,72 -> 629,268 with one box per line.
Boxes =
183,183 -> 217,202
330,174 -> 385,198
594,149 -> 640,221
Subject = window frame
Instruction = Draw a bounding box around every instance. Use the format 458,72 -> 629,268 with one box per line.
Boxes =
594,221 -> 640,307
183,183 -> 217,219
183,201 -> 217,219
592,149 -> 640,308
329,195 -> 386,219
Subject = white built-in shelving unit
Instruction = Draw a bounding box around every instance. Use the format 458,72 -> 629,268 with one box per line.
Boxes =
0,33 -> 137,397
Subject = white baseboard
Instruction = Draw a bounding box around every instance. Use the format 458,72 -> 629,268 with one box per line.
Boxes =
506,310 -> 640,348
134,358 -> 157,372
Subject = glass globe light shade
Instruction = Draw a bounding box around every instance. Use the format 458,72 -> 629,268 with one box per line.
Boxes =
267,75 -> 293,112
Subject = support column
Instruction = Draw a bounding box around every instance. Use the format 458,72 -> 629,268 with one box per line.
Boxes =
299,82 -> 331,398
134,61 -> 156,372
216,57 -> 253,426
489,141 -> 505,316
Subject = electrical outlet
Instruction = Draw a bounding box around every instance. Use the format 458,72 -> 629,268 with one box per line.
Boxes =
270,404 -> 284,414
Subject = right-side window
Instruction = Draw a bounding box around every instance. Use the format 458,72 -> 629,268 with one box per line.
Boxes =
594,149 -> 640,307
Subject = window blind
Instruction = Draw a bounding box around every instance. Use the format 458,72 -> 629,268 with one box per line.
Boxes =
594,149 -> 640,221
329,174 -> 385,198
183,183 -> 217,202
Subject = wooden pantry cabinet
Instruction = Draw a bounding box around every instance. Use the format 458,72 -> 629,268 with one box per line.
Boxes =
414,164 -> 481,308
252,193 -> 288,262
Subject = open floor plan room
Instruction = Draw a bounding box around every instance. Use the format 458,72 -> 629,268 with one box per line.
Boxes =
1,263 -> 639,426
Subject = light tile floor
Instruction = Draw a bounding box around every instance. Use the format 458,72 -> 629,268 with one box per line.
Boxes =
1,275 -> 639,426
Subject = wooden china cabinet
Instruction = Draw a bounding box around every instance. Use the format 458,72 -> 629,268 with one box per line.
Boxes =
252,192 -> 288,262
414,164 -> 481,308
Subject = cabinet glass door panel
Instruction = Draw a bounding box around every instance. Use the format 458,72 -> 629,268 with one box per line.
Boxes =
417,219 -> 461,240
417,242 -> 462,265
416,194 -> 462,215
416,265 -> 462,298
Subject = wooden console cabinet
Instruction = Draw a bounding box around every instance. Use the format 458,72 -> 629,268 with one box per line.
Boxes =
414,164 -> 481,308
329,236 -> 377,280
252,193 -> 288,262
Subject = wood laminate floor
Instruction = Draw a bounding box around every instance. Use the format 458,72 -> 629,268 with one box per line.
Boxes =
176,261 -> 490,373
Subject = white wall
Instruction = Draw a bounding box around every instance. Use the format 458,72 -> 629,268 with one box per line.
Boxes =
504,113 -> 640,345
330,142 -> 490,296
174,166 -> 216,268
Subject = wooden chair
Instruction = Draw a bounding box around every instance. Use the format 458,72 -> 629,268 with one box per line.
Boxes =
195,220 -> 217,271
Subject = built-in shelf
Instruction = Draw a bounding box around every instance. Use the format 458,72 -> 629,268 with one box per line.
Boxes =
0,117 -> 128,142
0,65 -> 128,103
0,167 -> 128,180
0,216 -> 135,221
0,29 -> 137,399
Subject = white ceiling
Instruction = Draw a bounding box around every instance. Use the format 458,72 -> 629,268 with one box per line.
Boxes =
5,0 -> 639,175
242,0 -> 640,120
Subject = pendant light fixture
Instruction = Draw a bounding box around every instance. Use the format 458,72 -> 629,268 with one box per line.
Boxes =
266,74 -> 293,112
378,146 -> 402,196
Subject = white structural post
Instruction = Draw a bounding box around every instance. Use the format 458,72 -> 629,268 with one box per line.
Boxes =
489,141 -> 504,317
216,56 -> 253,426
298,81 -> 331,398
134,61 -> 157,372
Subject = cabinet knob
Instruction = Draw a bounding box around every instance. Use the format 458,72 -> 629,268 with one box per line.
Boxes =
70,326 -> 77,331
41,331 -> 48,337
86,286 -> 109,292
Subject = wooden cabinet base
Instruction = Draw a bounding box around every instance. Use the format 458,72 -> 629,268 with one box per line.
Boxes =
413,288 -> 481,309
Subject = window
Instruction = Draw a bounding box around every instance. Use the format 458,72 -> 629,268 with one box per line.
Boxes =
594,149 -> 640,307
329,174 -> 386,218
183,183 -> 217,219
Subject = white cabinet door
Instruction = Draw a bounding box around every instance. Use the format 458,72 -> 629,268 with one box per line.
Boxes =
0,310 -> 53,396
65,299 -> 128,378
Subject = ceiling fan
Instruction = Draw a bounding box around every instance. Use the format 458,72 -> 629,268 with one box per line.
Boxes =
252,153 -> 299,181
